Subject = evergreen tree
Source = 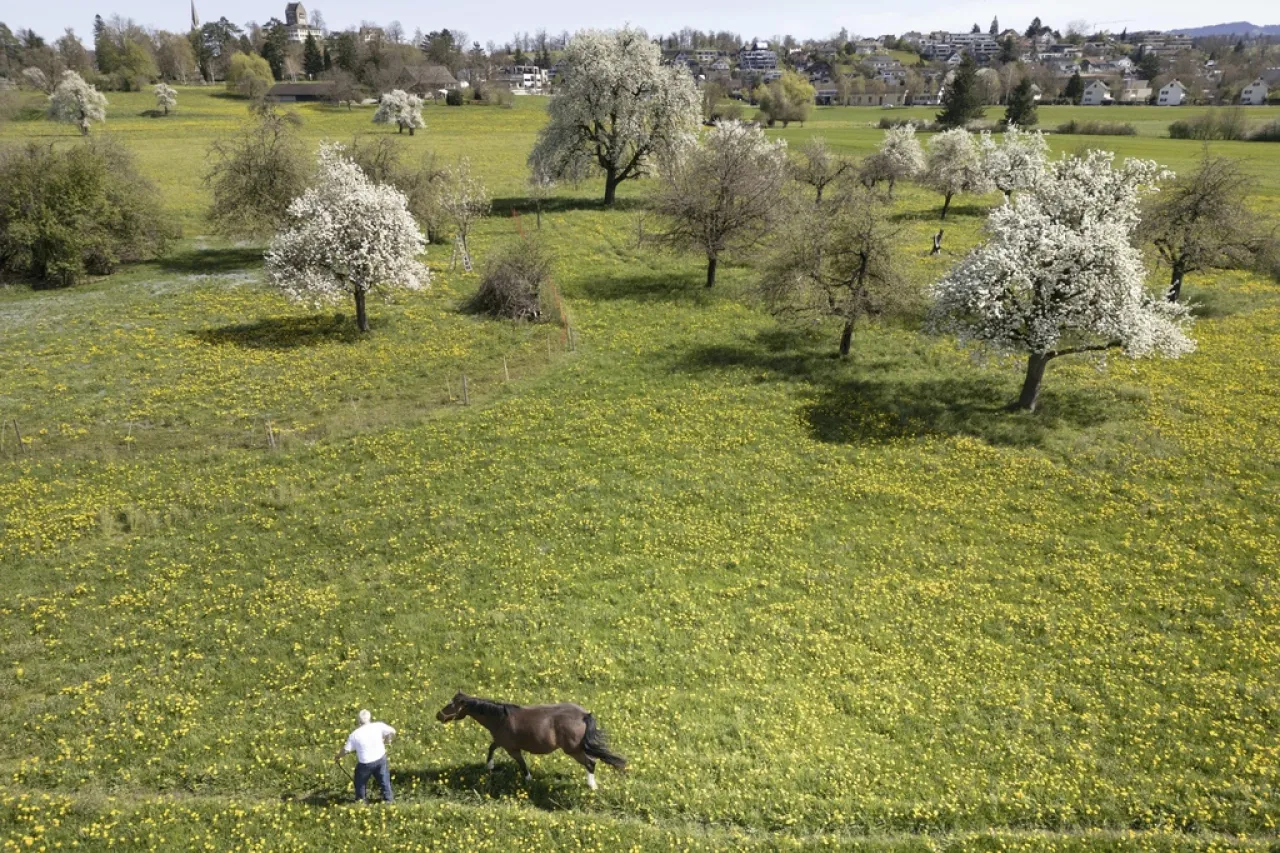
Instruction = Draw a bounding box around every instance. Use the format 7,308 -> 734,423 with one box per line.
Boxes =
990,17 -> 1000,35
93,14 -> 119,74
936,54 -> 985,128
259,18 -> 289,79
1063,70 -> 1084,103
971,23 -> 981,34
1137,49 -> 1161,81
1004,77 -> 1038,127
323,44 -> 332,71
1024,17 -> 1042,39
303,33 -> 324,77
1000,36 -> 1018,63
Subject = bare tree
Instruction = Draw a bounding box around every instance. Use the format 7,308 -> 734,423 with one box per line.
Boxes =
761,182 -> 911,357
440,157 -> 491,262
1141,153 -> 1270,302
791,137 -> 849,202
205,107 -> 310,237
653,120 -> 790,288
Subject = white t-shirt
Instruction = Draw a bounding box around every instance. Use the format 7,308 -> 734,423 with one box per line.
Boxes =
344,722 -> 396,764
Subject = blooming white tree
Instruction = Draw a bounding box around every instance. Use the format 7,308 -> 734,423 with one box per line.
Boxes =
863,124 -> 925,194
654,120 -> 790,287
373,90 -> 426,136
529,27 -> 701,204
931,150 -> 1195,411
22,67 -> 52,93
979,125 -> 1049,198
48,71 -> 108,136
923,127 -> 992,219
265,143 -> 428,333
154,83 -> 178,116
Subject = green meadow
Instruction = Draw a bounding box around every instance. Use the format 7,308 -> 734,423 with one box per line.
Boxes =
1,88 -> 1279,851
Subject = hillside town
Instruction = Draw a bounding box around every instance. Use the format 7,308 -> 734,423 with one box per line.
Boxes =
2,9 -> 1278,109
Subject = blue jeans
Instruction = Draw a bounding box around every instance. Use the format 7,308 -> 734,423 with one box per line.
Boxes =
353,756 -> 393,803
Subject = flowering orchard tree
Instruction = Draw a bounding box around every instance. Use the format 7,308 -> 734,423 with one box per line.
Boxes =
373,90 -> 426,136
529,27 -> 700,205
923,128 -> 991,219
866,124 -> 925,194
931,150 -> 1195,411
654,120 -> 790,287
265,143 -> 428,333
154,83 -> 178,115
48,71 -> 108,136
979,125 -> 1048,197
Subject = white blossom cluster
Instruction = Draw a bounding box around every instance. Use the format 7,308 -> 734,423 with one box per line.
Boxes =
154,83 -> 178,113
877,124 -> 925,181
265,143 -> 428,306
924,128 -> 993,202
979,125 -> 1049,196
528,27 -> 701,189
931,149 -> 1195,362
47,71 -> 108,135
372,90 -> 426,133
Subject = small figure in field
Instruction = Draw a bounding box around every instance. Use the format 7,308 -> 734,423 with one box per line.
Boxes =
335,709 -> 397,803
436,692 -> 627,791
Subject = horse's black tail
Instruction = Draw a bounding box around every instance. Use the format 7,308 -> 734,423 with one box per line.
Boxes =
582,713 -> 627,772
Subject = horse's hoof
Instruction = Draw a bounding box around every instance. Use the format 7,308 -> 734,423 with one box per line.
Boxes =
587,773 -> 597,791
486,761 -> 494,771
524,773 -> 532,782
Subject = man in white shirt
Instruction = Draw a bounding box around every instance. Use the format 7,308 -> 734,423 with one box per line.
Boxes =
335,709 -> 397,803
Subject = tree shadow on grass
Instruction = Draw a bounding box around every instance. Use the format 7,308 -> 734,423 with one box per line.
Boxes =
192,314 -> 365,350
889,203 -> 990,223
576,271 -> 712,305
390,763 -> 584,812
806,374 -> 1115,447
155,246 -> 264,275
490,196 -> 648,217
676,329 -> 1119,448
1182,282 -> 1280,319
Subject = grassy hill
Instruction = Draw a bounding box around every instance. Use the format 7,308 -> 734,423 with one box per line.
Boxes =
1,88 -> 1279,850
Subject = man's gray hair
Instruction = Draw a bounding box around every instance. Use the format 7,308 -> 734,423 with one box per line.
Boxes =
358,709 -> 372,725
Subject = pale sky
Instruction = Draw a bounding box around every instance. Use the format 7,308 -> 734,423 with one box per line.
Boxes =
10,0 -> 1278,48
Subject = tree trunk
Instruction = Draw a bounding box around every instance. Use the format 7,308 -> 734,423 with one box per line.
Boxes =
603,169 -> 621,205
397,123 -> 403,134
408,126 -> 415,136
838,320 -> 854,357
535,202 -> 542,230
164,105 -> 169,115
1016,352 -> 1052,411
931,229 -> 944,255
705,257 -> 718,288
1167,264 -> 1184,302
354,288 -> 370,333
940,192 -> 953,220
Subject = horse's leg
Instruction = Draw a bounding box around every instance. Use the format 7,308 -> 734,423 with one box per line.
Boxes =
506,748 -> 531,781
485,742 -> 498,771
566,748 -> 598,791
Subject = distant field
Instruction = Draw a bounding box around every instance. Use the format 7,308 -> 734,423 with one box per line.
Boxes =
2,86 -> 1280,851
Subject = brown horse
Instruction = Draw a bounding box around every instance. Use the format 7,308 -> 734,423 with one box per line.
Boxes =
436,692 -> 627,790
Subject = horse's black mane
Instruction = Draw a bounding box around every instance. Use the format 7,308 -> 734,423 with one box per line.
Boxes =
462,695 -> 520,717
